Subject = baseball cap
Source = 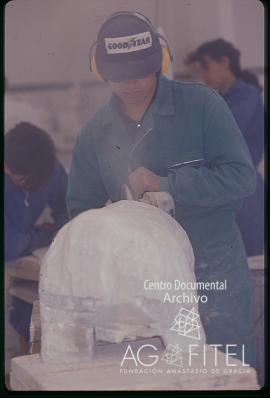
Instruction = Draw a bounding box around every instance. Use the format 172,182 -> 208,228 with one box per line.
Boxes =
95,12 -> 163,81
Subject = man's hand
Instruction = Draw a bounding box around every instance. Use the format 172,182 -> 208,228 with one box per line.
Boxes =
128,167 -> 160,200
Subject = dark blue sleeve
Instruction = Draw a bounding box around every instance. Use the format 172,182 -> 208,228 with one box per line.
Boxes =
5,214 -> 31,262
5,216 -> 53,262
47,162 -> 69,230
227,89 -> 264,167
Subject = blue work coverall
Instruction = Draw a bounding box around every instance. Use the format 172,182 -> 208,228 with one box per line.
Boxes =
5,162 -> 68,342
223,78 -> 264,256
67,76 -> 257,367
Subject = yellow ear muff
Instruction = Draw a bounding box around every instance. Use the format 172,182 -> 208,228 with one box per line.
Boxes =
161,46 -> 171,75
90,54 -> 104,81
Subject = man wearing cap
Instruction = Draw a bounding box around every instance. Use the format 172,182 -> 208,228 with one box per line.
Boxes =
67,12 -> 257,367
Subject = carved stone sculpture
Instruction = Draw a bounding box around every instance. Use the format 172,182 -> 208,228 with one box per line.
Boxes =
39,200 -> 205,364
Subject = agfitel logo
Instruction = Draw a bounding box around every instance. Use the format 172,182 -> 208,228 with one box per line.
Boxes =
120,307 -> 249,368
170,307 -> 201,340
105,31 -> 152,54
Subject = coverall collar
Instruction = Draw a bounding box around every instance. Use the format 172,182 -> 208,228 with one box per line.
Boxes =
222,78 -> 244,99
100,75 -> 175,126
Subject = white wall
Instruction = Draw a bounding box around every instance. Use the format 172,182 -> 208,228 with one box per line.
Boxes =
5,0 -> 264,84
230,0 -> 264,69
5,0 -> 158,85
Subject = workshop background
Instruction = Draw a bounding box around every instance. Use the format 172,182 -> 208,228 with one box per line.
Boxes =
4,0 -> 265,388
5,0 -> 264,174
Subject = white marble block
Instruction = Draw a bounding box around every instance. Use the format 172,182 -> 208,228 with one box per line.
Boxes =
39,200 -> 205,364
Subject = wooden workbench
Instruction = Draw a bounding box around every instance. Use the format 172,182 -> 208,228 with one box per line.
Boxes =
5,251 -> 44,307
5,251 -> 44,374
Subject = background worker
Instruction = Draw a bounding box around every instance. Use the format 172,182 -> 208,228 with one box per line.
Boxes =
5,121 -> 68,352
188,38 -> 264,256
67,12 -> 257,367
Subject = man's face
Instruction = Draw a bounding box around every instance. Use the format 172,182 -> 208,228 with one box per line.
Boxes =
108,73 -> 157,105
199,55 -> 228,90
4,162 -> 31,190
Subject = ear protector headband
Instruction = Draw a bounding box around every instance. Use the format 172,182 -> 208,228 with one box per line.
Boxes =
89,11 -> 173,81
